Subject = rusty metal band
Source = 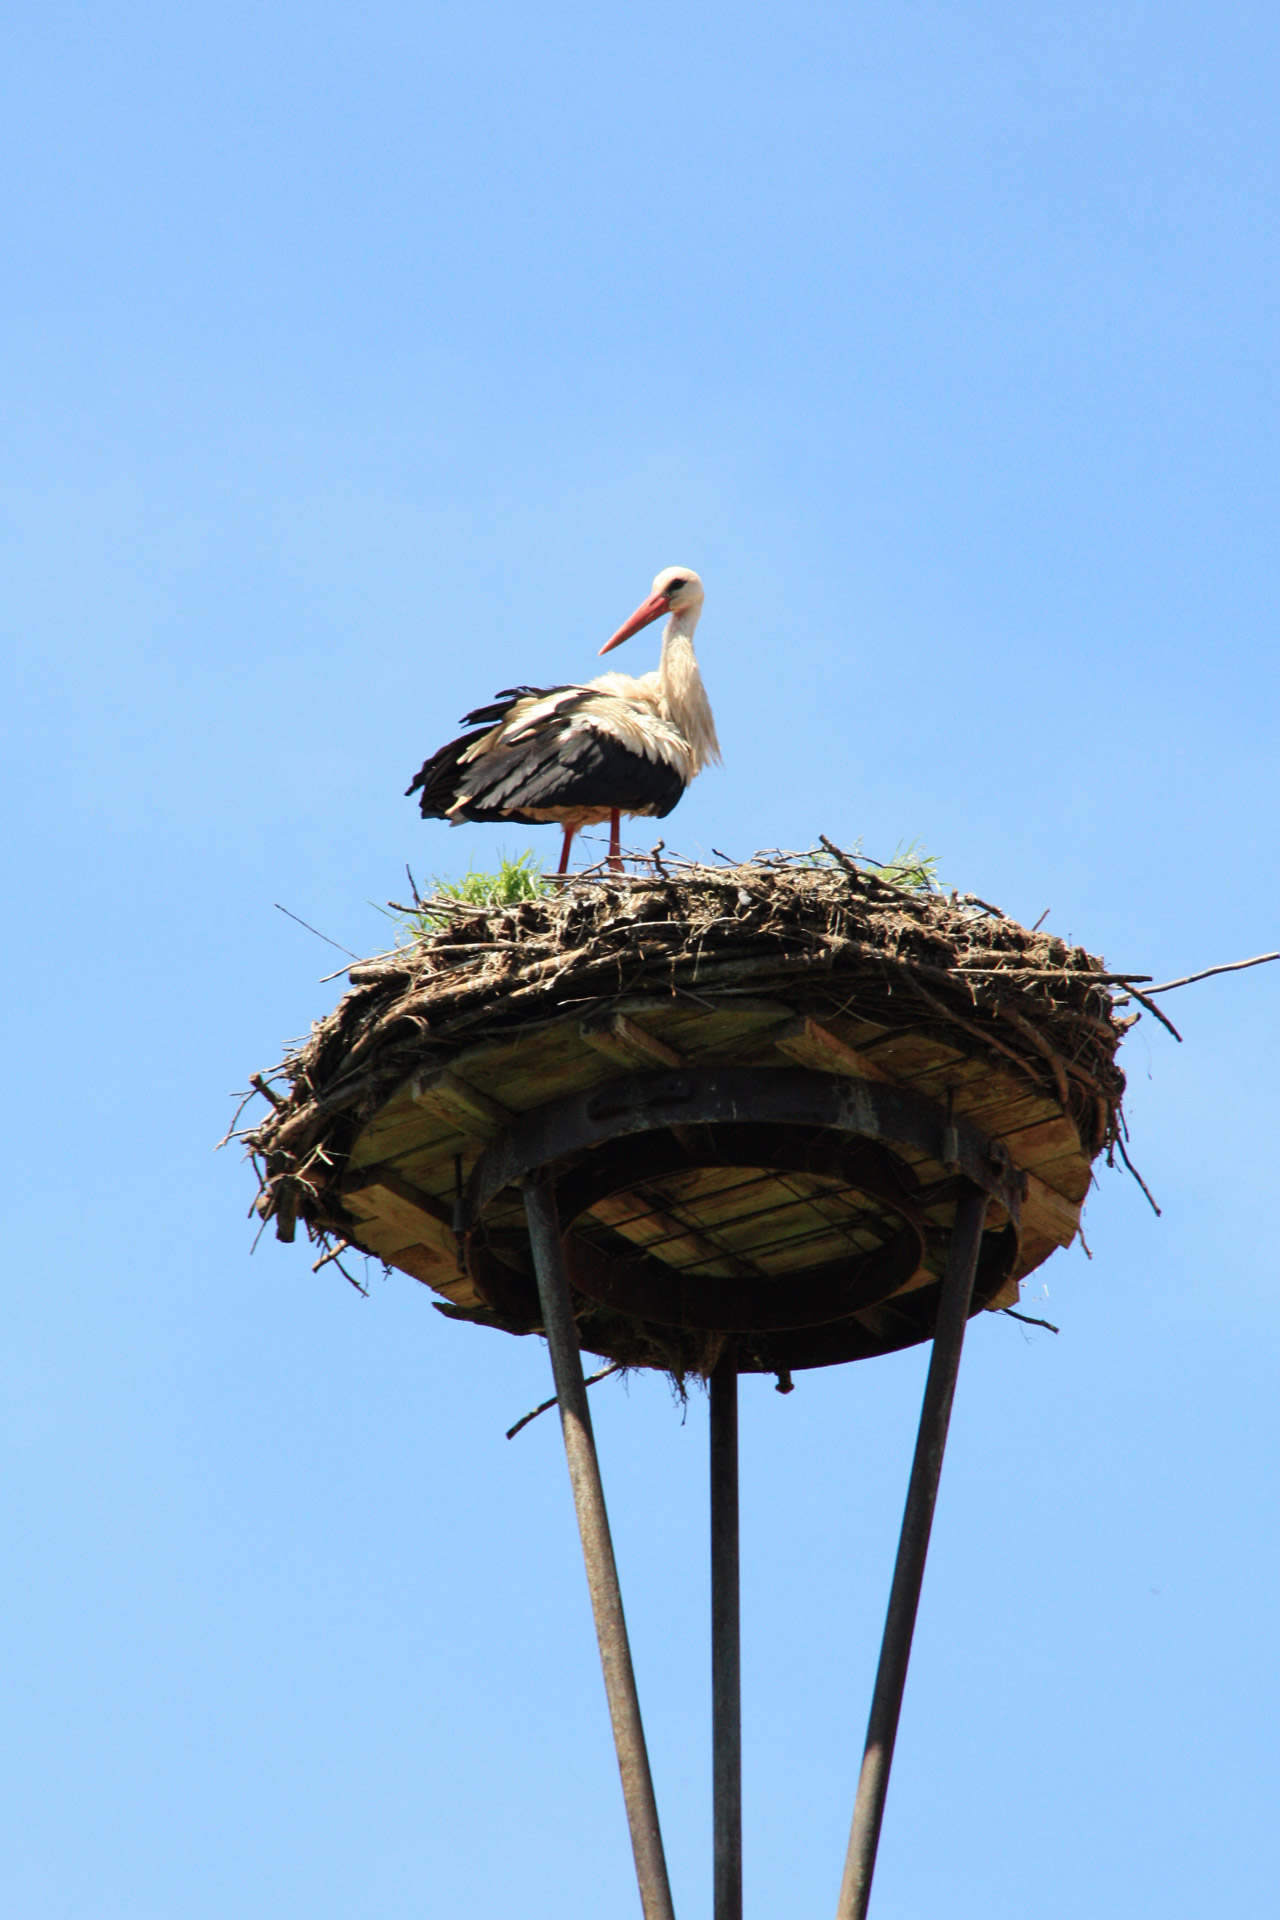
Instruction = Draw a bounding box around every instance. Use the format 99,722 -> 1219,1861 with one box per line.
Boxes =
463,1067 -> 1027,1227
460,1067 -> 1023,1340
550,1124 -> 927,1330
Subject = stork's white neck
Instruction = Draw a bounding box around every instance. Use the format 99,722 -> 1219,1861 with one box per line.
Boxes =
657,604 -> 720,771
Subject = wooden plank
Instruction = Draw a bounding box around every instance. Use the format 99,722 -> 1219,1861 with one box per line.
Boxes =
391,1242 -> 483,1304
1023,1148 -> 1091,1205
651,1166 -> 884,1274
895,1054 -> 995,1105
1012,1229 -> 1060,1285
860,1031 -> 970,1079
808,1009 -> 894,1048
999,1117 -> 1090,1208
580,1012 -> 687,1072
1001,1114 -> 1082,1163
592,1187 -> 761,1277
347,1090 -> 431,1167
347,1113 -> 461,1171
358,1015 -> 770,1176
772,1016 -> 895,1084
1020,1171 -> 1080,1248
888,1257 -> 944,1300
433,1031 -> 618,1115
591,1163 -> 868,1271
383,1143 -> 475,1206
343,1207 -> 430,1260
957,1083 -> 1063,1137
411,1067 -> 514,1136
343,1165 -> 460,1266
348,1000 -> 800,1172
598,995 -> 799,1050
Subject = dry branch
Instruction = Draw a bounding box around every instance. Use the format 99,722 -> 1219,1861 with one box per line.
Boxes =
1145,952 -> 1280,996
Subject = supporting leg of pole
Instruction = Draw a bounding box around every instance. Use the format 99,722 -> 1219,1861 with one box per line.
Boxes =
523,1173 -> 677,1920
835,1182 -> 990,1920
710,1353 -> 742,1920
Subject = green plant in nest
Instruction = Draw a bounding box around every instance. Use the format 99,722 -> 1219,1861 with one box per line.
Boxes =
810,836 -> 939,891
869,839 -> 939,890
391,849 -> 546,938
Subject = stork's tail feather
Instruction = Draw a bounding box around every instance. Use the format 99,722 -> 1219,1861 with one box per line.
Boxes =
405,730 -> 482,817
407,685 -> 575,819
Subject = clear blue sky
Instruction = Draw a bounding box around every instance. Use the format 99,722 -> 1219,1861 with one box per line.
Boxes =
3,4 -> 1278,1915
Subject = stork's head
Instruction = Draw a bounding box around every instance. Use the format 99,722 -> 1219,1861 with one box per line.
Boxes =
599,566 -> 704,655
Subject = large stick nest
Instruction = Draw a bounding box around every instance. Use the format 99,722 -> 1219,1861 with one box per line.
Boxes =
242,849 -> 1133,1296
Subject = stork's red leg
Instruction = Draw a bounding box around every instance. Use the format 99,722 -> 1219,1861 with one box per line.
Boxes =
557,826 -> 575,875
608,808 -> 622,874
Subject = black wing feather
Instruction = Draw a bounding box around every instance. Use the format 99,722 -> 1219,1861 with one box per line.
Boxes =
473,727 -> 686,819
405,727 -> 487,815
406,686 -> 578,817
407,691 -> 686,823
459,685 -> 573,728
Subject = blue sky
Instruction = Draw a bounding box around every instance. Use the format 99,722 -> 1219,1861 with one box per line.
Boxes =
3,4 -> 1278,1915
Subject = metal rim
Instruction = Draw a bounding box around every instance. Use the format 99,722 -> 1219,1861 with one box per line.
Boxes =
462,1066 -> 1026,1223
551,1124 -> 927,1331
458,1067 -> 1025,1354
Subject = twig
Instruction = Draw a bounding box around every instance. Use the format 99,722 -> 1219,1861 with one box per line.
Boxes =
897,969 -> 1047,1095
506,1362 -> 623,1440
818,834 -> 863,880
958,892 -> 1009,919
1000,1307 -> 1060,1333
311,1238 -> 353,1272
249,1072 -> 287,1109
1032,909 -> 1051,932
390,896 -> 482,918
957,968 -> 1148,985
1124,986 -> 1183,1043
275,903 -> 360,959
1144,951 -> 1280,996
988,999 -> 1072,1108
331,1255 -> 370,1296
277,1220 -> 369,1296
215,1087 -> 260,1149
1116,1136 -> 1161,1216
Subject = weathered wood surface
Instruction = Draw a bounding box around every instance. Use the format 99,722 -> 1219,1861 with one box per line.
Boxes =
339,993 -> 1092,1329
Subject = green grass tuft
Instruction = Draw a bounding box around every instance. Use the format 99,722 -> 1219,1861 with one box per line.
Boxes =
428,849 -> 546,909
867,838 -> 939,890
391,849 -> 547,939
811,837 -> 939,891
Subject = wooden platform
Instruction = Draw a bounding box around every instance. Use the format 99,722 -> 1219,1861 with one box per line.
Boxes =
338,989 -> 1087,1366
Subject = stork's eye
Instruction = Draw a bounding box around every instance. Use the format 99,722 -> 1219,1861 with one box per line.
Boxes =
666,578 -> 687,594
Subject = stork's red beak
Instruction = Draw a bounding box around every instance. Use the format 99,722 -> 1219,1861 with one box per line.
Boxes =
599,590 -> 671,655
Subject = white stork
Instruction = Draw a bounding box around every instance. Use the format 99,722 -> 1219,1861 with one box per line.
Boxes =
407,567 -> 720,873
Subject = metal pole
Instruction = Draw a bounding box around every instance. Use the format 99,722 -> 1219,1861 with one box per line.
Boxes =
523,1173 -> 677,1920
835,1182 -> 989,1920
710,1352 -> 742,1920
